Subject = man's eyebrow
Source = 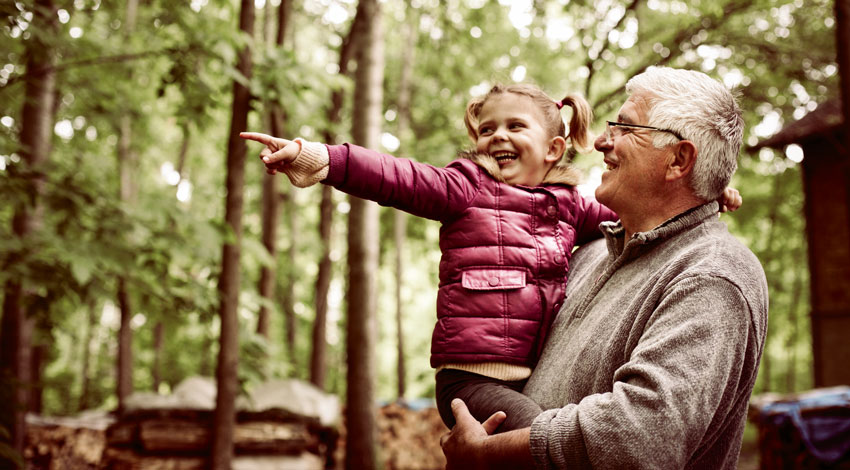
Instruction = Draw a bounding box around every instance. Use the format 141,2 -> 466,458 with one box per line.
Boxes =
617,114 -> 635,124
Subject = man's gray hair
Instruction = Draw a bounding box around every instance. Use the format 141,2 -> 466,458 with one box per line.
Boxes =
625,66 -> 744,201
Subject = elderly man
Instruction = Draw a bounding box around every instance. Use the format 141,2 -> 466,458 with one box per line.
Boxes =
441,66 -> 768,469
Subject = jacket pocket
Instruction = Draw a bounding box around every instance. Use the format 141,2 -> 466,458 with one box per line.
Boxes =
461,267 -> 526,291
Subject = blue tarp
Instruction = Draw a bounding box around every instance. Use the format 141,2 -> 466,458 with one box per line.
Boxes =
759,388 -> 850,464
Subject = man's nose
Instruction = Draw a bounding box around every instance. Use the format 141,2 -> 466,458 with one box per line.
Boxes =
594,132 -> 611,151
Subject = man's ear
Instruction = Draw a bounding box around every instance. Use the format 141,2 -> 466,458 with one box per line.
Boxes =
546,136 -> 567,164
667,140 -> 698,181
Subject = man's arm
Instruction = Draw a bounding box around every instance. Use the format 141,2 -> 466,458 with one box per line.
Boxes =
441,399 -> 536,470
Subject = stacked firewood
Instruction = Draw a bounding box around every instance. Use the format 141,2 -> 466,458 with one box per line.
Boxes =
102,408 -> 337,469
377,402 -> 448,470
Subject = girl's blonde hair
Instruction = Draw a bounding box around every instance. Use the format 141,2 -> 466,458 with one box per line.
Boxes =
463,84 -> 594,156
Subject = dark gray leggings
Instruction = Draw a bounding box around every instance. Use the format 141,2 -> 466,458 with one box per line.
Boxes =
435,368 -> 543,433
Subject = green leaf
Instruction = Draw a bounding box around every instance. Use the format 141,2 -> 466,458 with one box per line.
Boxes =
71,258 -> 95,285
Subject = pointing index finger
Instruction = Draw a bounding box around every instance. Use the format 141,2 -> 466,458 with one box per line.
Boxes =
240,131 -> 277,146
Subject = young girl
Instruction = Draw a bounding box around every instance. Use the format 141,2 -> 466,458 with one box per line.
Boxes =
241,84 -> 738,432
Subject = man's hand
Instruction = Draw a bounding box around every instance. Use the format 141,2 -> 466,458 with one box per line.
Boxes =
440,399 -> 506,470
240,131 -> 301,175
719,187 -> 742,213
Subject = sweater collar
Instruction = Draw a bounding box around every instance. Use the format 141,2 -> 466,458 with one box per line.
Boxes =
602,201 -> 720,258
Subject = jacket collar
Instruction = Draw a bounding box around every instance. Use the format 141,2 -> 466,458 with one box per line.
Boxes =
601,201 -> 720,258
459,150 -> 582,187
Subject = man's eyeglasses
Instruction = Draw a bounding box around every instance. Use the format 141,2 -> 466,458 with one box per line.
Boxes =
604,121 -> 684,145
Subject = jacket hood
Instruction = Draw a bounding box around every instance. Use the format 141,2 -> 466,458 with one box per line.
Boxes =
459,150 -> 582,187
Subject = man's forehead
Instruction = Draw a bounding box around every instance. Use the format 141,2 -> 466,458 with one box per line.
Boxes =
618,93 -> 652,124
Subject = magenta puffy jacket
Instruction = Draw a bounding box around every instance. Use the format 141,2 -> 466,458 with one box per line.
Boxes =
325,144 -> 618,368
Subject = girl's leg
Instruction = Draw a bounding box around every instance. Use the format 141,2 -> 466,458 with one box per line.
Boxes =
435,368 -> 543,432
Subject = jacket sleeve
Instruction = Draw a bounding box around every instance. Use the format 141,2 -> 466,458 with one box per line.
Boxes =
324,143 -> 480,221
572,195 -> 618,246
528,275 -> 757,469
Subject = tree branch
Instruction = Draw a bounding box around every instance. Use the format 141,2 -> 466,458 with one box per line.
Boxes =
1,48 -> 178,89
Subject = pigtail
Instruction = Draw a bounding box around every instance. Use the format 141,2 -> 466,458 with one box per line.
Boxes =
464,98 -> 485,142
560,93 -> 593,154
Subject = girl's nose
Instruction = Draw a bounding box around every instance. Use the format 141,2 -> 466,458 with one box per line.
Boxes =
492,127 -> 508,141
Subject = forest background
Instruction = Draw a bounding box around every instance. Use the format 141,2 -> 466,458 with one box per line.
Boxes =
0,0 -> 839,466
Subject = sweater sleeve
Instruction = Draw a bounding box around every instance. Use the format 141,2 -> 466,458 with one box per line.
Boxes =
273,139 -> 329,188
323,143 -> 481,221
572,195 -> 619,246
529,275 -> 757,469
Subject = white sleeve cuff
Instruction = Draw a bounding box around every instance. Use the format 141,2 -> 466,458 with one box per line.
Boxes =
286,138 -> 329,188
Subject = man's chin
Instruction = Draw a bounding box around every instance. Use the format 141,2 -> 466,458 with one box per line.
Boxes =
595,186 -> 613,207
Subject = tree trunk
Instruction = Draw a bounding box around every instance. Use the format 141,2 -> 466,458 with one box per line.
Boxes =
393,6 -> 416,402
29,345 -> 45,414
309,0 -> 362,392
282,191 -> 298,365
152,322 -> 164,392
257,0 -> 291,340
211,0 -> 254,467
0,0 -> 56,455
393,211 -> 407,401
345,0 -> 383,468
310,186 -> 334,390
257,169 -> 278,340
176,123 -> 191,179
79,299 -> 97,411
116,278 -> 133,413
116,0 -> 140,415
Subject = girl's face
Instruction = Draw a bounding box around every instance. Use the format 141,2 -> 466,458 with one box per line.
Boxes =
475,93 -> 564,186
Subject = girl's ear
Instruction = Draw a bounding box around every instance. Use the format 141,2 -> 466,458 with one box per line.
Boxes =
546,136 -> 567,164
666,140 -> 698,181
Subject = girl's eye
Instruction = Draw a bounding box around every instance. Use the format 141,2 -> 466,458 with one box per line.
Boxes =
510,122 -> 525,129
479,127 -> 493,135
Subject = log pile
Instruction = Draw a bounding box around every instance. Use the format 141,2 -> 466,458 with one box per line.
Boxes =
102,408 -> 337,469
376,402 -> 448,470
25,418 -> 107,470
24,385 -> 449,469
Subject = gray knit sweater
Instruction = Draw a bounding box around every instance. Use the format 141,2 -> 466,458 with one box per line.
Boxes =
524,202 -> 768,469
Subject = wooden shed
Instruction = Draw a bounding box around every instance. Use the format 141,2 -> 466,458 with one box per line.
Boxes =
753,99 -> 850,387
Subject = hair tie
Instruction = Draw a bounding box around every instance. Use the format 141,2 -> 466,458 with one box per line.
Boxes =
556,99 -> 565,110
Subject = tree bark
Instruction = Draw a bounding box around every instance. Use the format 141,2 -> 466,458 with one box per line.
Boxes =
257,0 -> 291,340
257,171 -> 278,340
393,6 -> 416,402
29,345 -> 45,414
152,322 -> 164,392
0,0 -> 56,455
282,191 -> 298,364
79,298 -> 97,411
211,0 -> 254,467
116,278 -> 133,413
345,0 -> 383,468
393,211 -> 407,401
310,186 -> 334,389
116,0 -> 140,415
